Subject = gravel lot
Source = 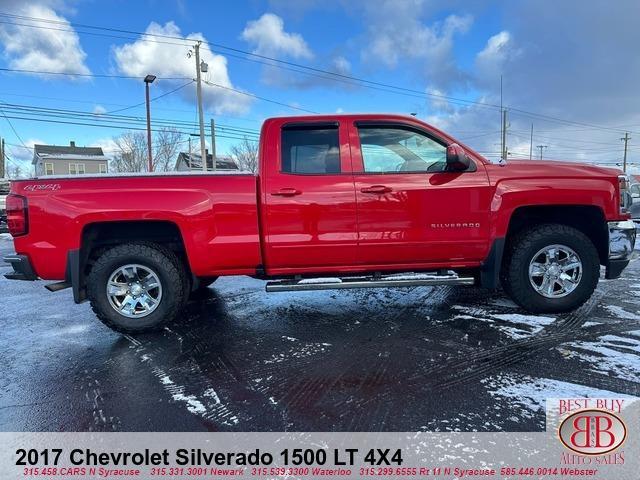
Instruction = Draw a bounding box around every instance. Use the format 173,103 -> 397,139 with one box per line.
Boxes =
1,234 -> 639,432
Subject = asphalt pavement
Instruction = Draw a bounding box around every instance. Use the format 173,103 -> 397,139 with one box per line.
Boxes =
1,234 -> 639,432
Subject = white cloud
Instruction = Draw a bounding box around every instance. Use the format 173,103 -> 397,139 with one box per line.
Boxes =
92,105 -> 107,115
0,3 -> 90,77
241,13 -> 313,59
475,31 -> 521,82
358,0 -> 472,89
331,55 -> 351,75
113,21 -> 252,115
89,137 -> 119,157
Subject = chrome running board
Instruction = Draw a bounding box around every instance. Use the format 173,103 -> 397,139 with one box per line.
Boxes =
265,271 -> 475,292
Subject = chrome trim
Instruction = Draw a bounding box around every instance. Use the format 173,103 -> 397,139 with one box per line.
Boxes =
106,264 -> 163,318
266,272 -> 475,292
619,174 -> 632,214
608,220 -> 637,260
528,244 -> 583,298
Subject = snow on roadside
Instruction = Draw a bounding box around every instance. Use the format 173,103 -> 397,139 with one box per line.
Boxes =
483,373 -> 637,419
452,306 -> 557,339
0,233 -> 12,240
563,336 -> 640,383
604,305 -> 640,320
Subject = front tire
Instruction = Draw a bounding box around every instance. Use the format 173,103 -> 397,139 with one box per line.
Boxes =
501,224 -> 600,313
87,243 -> 188,333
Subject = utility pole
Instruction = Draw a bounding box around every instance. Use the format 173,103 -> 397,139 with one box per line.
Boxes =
210,118 -> 216,172
621,132 -> 630,173
529,124 -> 533,160
193,41 -> 207,172
537,144 -> 547,160
0,137 -> 5,178
501,108 -> 508,163
143,74 -> 156,172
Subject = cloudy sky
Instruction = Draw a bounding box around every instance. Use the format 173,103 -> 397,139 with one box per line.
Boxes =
0,0 -> 638,174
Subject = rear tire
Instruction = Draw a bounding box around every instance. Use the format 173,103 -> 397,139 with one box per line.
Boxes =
87,242 -> 188,334
501,224 -> 600,313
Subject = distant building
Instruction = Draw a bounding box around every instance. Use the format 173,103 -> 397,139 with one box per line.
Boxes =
175,150 -> 238,171
33,141 -> 109,176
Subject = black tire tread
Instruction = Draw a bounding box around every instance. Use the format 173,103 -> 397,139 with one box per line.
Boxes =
501,223 -> 600,313
87,242 -> 188,334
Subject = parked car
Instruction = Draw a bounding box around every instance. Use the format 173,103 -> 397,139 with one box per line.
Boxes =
3,114 -> 637,333
630,183 -> 640,220
0,179 -> 9,233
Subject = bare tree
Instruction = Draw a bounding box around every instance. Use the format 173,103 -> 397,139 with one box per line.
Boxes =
230,137 -> 259,173
7,164 -> 23,178
154,128 -> 184,171
110,131 -> 148,173
109,129 -> 184,172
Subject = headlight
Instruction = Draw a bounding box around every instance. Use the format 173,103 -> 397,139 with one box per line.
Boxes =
619,174 -> 632,214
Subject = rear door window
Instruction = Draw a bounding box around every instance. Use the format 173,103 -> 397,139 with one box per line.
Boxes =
281,125 -> 340,174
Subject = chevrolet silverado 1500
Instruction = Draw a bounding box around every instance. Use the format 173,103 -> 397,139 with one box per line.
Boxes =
4,114 -> 637,333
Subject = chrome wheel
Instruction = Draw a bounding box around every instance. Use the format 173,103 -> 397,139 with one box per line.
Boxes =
106,264 -> 162,318
528,244 -> 582,298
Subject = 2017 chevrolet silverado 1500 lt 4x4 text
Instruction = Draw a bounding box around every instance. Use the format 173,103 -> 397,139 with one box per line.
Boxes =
4,114 -> 637,333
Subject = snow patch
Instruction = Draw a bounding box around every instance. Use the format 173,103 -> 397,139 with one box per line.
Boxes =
203,388 -> 221,404
566,335 -> 640,383
298,277 -> 342,284
172,393 -> 207,415
483,374 -> 637,416
604,305 -> 640,320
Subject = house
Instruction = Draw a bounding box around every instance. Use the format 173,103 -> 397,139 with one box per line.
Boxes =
175,150 -> 238,171
33,141 -> 109,176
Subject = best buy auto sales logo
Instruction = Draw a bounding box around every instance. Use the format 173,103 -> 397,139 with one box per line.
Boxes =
559,408 -> 627,456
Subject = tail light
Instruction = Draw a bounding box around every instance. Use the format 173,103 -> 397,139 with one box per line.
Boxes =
6,194 -> 28,237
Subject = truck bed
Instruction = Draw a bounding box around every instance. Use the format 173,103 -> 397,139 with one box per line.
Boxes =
10,173 -> 262,279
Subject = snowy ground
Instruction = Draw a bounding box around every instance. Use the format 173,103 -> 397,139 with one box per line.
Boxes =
0,238 -> 639,432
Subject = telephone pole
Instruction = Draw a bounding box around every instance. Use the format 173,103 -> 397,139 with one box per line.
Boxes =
621,132 -> 630,173
0,137 -> 5,178
529,124 -> 533,160
193,41 -> 207,172
537,145 -> 547,160
210,118 -> 216,172
500,108 -> 508,163
143,74 -> 156,172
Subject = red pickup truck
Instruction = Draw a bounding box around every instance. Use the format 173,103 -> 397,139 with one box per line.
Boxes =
4,114 -> 637,333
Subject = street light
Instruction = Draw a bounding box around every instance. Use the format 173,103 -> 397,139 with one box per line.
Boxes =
144,74 -> 156,172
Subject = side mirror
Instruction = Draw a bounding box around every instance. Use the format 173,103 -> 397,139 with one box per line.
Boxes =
446,143 -> 471,171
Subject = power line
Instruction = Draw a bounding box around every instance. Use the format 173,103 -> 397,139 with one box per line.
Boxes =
106,80 -> 194,114
202,79 -> 318,114
5,9 -> 639,135
2,10 -> 636,134
0,113 -> 261,142
0,12 -> 500,111
0,66 -> 190,80
0,101 -> 261,136
0,103 -> 29,150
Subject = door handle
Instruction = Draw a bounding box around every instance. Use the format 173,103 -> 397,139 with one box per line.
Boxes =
271,188 -> 302,197
361,185 -> 392,194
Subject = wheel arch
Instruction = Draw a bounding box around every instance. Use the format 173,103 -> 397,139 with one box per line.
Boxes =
481,204 -> 608,289
504,205 -> 608,265
68,220 -> 191,303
